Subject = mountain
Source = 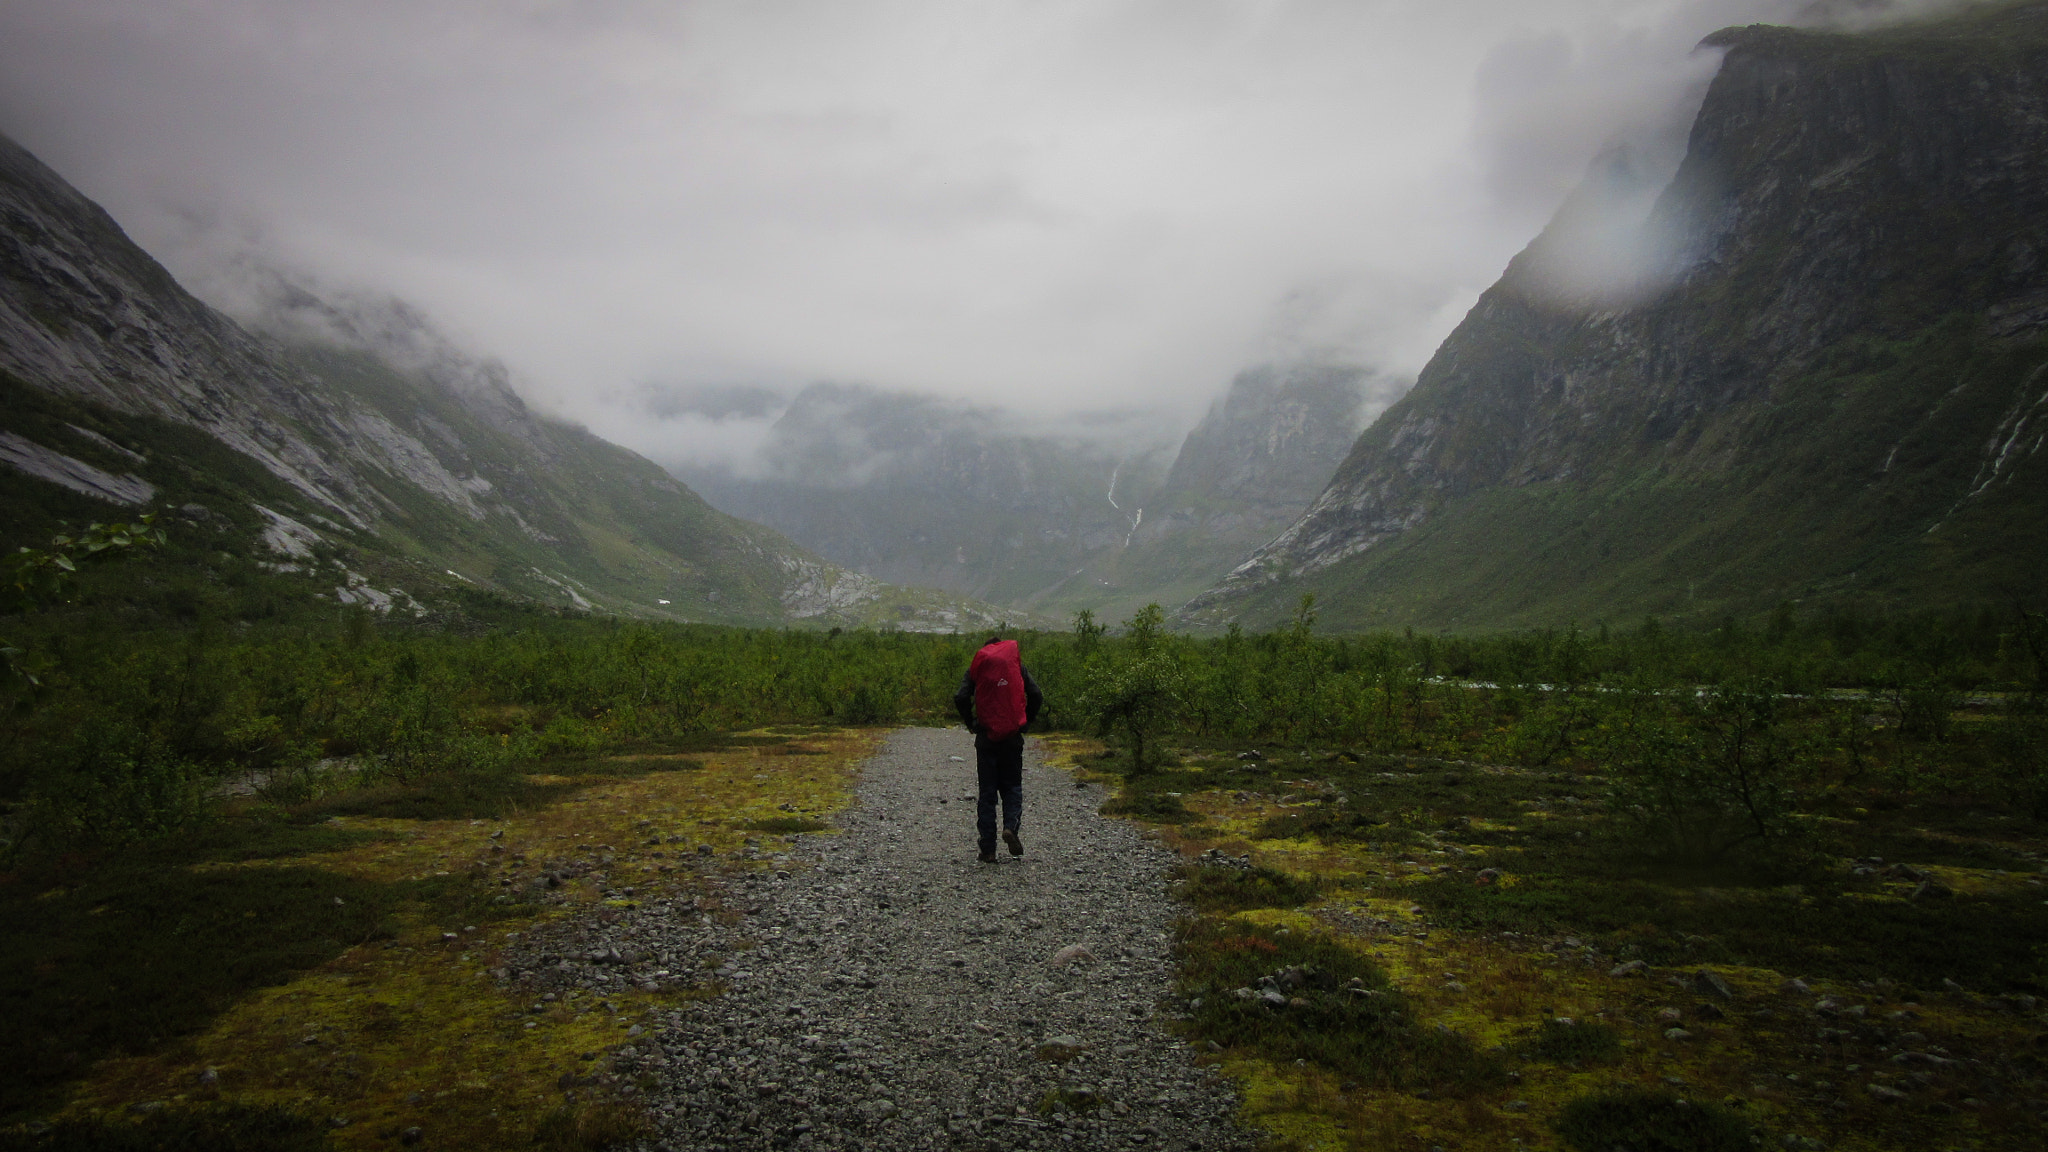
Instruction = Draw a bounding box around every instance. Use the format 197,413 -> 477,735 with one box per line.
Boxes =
675,383 -> 1177,613
1067,363 -> 1371,620
676,365 -> 1369,623
1186,2 -> 2048,631
0,132 -> 1011,632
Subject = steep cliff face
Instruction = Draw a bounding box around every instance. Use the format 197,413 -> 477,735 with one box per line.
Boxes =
1188,2 -> 2048,629
1136,364 -> 1367,534
1073,363 -> 1369,621
0,133 -> 1008,630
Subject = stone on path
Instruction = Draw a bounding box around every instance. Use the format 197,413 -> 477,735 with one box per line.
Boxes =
634,726 -> 1258,1152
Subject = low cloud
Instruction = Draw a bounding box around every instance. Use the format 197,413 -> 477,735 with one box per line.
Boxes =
0,0 -> 1984,471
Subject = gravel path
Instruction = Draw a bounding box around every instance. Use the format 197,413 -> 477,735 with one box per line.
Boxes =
640,726 -> 1259,1152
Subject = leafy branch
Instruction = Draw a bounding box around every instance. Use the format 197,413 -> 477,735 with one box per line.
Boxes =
3,513 -> 168,689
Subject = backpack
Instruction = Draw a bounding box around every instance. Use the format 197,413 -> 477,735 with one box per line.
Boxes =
969,639 -> 1028,741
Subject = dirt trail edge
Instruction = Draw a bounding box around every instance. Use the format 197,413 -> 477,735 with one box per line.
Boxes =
641,727 -> 1260,1152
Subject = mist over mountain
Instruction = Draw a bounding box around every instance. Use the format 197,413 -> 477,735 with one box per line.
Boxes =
671,384 -> 1179,612
673,364 -> 1378,622
1188,1 -> 2048,630
0,131 -> 1017,632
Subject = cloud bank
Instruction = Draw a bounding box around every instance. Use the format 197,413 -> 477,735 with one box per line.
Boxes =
0,0 -> 1975,467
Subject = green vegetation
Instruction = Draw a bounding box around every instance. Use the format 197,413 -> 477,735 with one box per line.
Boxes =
1518,1018 -> 1624,1066
1554,1087 -> 1756,1152
0,1104 -> 330,1152
1176,863 -> 1322,913
1174,919 -> 1499,1092
3,535 -> 2045,1146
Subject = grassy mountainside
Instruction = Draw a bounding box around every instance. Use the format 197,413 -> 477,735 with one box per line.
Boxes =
0,132 -> 1014,631
1188,2 -> 2048,630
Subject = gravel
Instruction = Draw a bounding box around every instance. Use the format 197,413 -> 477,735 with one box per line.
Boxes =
633,726 -> 1259,1152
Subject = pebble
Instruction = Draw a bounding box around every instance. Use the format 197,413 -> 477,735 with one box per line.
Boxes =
629,728 -> 1257,1151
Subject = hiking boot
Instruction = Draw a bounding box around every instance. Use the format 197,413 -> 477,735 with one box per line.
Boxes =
979,851 -> 997,863
1003,830 -> 1024,856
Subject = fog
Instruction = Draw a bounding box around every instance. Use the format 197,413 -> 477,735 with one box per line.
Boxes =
0,0 -> 1978,469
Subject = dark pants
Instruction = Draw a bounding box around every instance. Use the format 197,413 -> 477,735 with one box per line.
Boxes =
975,732 -> 1024,855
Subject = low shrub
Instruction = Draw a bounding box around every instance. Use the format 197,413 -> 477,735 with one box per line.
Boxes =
1253,801 -> 1386,842
1176,919 -> 1499,1092
1554,1087 -> 1755,1152
0,1104 -> 329,1152
1101,791 -> 1201,823
1176,862 -> 1319,912
1517,1017 -> 1623,1065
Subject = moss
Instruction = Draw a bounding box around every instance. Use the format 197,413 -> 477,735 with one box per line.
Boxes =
1175,919 -> 1500,1093
12,729 -> 877,1148
1177,863 -> 1321,913
0,1104 -> 330,1152
1082,741 -> 2048,1151
737,816 -> 829,834
1555,1086 -> 1754,1152
1518,1018 -> 1624,1065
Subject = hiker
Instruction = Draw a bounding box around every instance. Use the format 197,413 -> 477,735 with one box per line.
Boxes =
954,635 -> 1044,863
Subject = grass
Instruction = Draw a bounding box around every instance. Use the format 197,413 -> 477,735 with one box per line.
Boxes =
1518,1018 -> 1624,1065
1039,730 -> 2048,1152
1177,863 -> 1322,913
0,1104 -> 330,1152
738,816 -> 829,834
1175,918 -> 1501,1093
1556,1082 -> 1753,1147
0,729 -> 878,1149
1554,1087 -> 1755,1152
1102,791 -> 1204,823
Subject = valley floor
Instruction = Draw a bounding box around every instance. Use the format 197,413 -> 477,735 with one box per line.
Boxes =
8,724 -> 2044,1152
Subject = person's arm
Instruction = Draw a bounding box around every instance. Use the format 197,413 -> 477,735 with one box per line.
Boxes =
954,672 -> 977,731
1022,666 -> 1044,728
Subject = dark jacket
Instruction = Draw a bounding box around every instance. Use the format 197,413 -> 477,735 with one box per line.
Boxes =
955,664 -> 1044,745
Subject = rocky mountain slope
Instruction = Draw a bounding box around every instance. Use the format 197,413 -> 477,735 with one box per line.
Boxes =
1187,1 -> 2048,630
0,132 -> 1009,631
679,364 -> 1368,623
1067,363 -> 1369,621
678,383 -> 1173,613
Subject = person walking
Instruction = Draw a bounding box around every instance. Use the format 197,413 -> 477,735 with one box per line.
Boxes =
954,635 -> 1044,862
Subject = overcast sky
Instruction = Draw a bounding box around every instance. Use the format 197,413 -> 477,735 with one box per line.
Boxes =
0,0 -> 1952,463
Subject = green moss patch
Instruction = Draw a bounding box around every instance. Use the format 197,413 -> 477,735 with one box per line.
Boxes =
1101,792 -> 1203,823
738,816 -> 829,834
1175,920 -> 1499,1094
1516,1018 -> 1624,1065
1554,1087 -> 1755,1152
1176,863 -> 1320,913
0,1104 -> 329,1152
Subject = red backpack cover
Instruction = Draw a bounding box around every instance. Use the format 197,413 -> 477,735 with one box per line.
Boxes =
969,639 -> 1028,741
